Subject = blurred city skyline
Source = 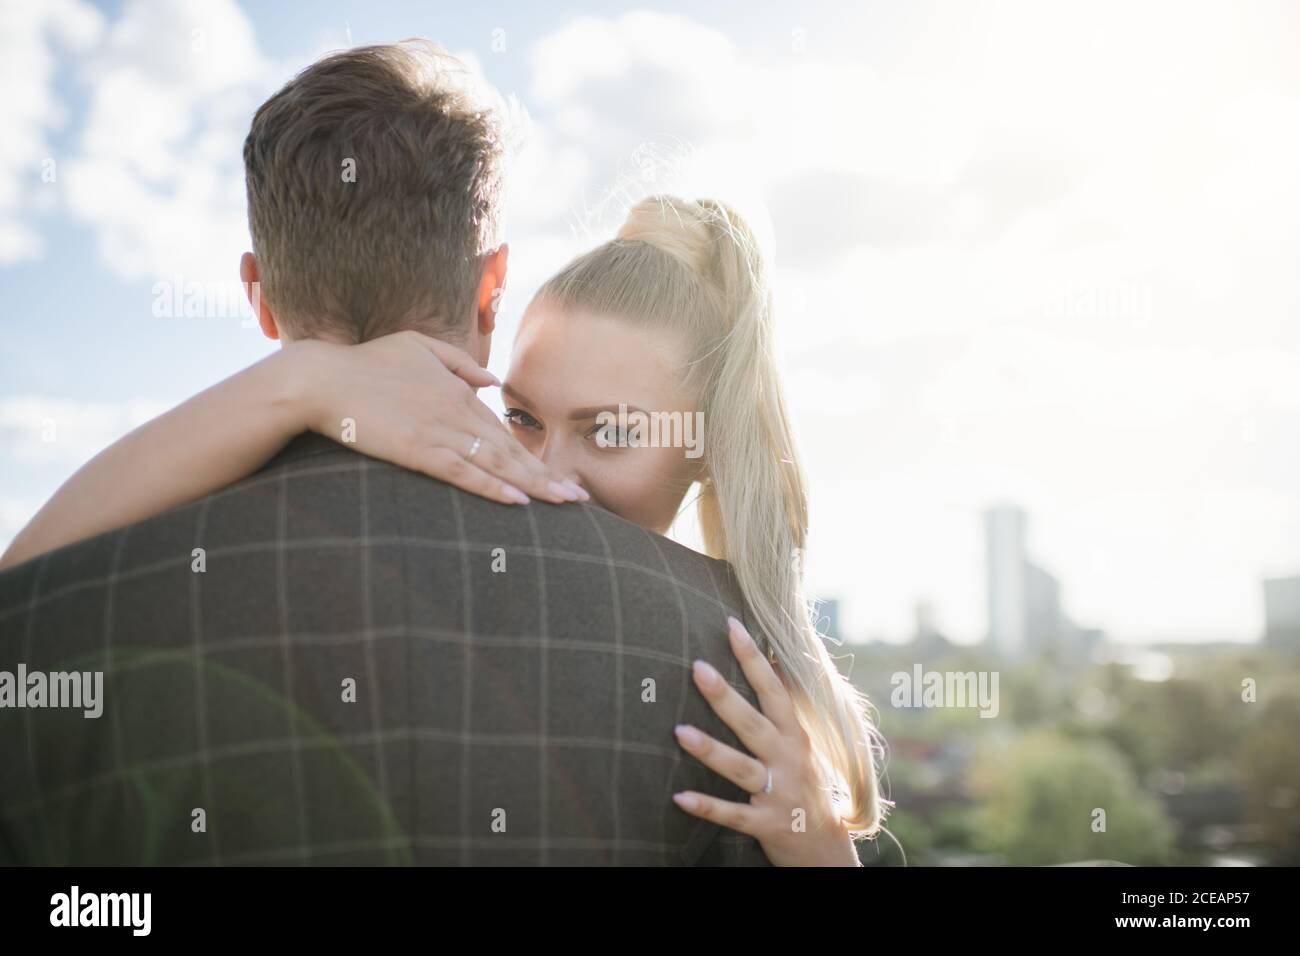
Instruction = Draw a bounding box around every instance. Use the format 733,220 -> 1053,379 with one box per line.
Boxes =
815,500 -> 1300,651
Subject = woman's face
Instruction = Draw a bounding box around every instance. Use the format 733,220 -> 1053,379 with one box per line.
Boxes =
502,307 -> 705,533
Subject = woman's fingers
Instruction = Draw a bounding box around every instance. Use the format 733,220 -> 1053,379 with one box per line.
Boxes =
390,333 -> 587,503
463,385 -> 519,430
499,430 -> 583,499
434,427 -> 576,504
670,791 -> 760,836
473,408 -> 572,490
434,362 -> 587,503
410,446 -> 531,505
691,658 -> 779,759
725,617 -> 800,735
674,724 -> 770,796
445,358 -> 500,389
398,335 -> 526,446
439,405 -> 585,503
414,334 -> 500,388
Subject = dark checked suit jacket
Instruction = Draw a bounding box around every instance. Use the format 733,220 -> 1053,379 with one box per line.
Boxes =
0,433 -> 773,866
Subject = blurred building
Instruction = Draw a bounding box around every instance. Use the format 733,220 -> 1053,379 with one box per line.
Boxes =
1068,626 -> 1105,662
985,505 -> 1030,658
912,599 -> 954,657
985,504 -> 1100,664
1263,576 -> 1300,652
1025,561 -> 1065,652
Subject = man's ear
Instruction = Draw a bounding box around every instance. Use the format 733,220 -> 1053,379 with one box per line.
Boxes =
476,243 -> 509,336
240,252 -> 280,341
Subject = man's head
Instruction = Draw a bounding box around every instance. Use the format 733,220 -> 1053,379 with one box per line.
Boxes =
240,39 -> 508,364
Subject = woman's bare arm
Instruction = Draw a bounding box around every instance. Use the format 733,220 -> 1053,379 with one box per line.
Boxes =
0,345 -> 314,570
0,333 -> 581,570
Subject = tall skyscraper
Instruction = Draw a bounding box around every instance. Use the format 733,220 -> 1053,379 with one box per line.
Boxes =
985,504 -> 1086,662
985,505 -> 1029,658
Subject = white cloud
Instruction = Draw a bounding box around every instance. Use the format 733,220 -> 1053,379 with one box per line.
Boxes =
4,0 -> 353,284
0,0 -> 104,263
0,395 -> 170,466
60,0 -> 275,283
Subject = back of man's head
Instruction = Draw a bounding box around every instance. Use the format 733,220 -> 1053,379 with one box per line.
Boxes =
243,39 -> 505,343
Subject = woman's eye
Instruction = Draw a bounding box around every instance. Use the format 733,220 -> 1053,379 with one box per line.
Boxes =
587,423 -> 627,447
504,408 -> 541,430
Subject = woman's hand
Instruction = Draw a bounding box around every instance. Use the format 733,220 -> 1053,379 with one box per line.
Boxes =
672,617 -> 861,867
284,331 -> 588,506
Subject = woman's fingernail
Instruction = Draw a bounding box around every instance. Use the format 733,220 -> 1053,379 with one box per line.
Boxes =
673,793 -> 699,811
693,659 -> 720,687
503,485 -> 530,504
565,480 -> 590,501
728,617 -> 752,645
548,480 -> 578,501
675,724 -> 703,748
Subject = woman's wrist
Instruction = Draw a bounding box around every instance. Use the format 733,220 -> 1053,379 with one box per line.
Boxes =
839,838 -> 864,867
825,827 -> 862,866
271,339 -> 337,437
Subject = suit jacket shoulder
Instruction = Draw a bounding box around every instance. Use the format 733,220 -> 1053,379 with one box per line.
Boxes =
0,433 -> 772,866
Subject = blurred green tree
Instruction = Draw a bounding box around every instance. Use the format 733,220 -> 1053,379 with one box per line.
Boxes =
1237,693 -> 1300,864
969,729 -> 1175,865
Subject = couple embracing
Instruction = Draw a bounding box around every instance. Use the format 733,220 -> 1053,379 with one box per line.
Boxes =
0,39 -> 887,866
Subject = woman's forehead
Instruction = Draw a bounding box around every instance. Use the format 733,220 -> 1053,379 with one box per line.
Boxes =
509,308 -> 690,409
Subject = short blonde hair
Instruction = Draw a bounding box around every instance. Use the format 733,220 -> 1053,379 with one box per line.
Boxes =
243,39 -> 505,342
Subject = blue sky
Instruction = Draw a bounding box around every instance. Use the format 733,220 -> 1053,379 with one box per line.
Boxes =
3,0 -> 1299,644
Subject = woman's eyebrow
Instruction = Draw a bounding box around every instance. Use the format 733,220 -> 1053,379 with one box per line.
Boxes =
568,404 -> 649,422
500,382 -> 535,407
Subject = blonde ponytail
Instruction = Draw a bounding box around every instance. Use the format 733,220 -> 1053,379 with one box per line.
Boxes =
531,195 -> 889,838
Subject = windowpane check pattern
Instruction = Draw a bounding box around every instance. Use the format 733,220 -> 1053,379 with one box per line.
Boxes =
0,434 -> 773,866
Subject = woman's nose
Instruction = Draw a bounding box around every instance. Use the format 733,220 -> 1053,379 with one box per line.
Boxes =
538,442 -> 585,491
